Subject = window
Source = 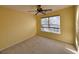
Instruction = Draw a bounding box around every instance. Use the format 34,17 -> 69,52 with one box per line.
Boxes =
41,16 -> 60,34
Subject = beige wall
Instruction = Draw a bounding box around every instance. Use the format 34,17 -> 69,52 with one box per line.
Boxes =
36,6 -> 76,44
77,6 -> 79,45
0,6 -> 36,50
76,6 -> 79,49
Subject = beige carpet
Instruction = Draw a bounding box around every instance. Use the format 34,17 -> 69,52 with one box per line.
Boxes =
0,36 -> 77,54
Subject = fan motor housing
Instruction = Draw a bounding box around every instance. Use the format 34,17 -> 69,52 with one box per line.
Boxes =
37,8 -> 43,12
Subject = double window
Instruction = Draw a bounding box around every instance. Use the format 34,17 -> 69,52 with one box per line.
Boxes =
41,16 -> 60,34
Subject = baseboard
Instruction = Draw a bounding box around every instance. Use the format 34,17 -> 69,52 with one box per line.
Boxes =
0,35 -> 36,52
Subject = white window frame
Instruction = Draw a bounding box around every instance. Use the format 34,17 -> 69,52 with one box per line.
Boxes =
41,16 -> 60,34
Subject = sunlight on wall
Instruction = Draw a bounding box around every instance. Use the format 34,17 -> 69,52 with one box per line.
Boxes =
65,48 -> 78,54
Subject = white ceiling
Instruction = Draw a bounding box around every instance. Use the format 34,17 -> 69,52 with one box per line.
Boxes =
3,5 -> 72,14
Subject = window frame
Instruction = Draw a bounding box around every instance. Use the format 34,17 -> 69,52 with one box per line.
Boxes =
40,15 -> 61,34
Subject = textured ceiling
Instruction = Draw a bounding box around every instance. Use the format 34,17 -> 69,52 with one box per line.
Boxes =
3,5 -> 72,14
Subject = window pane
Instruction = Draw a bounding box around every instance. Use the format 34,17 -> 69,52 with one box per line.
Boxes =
41,28 -> 49,32
49,28 -> 60,34
54,29 -> 60,32
49,24 -> 60,29
49,16 -> 60,25
41,18 -> 48,24
49,16 -> 60,34
49,28 -> 54,32
41,24 -> 48,27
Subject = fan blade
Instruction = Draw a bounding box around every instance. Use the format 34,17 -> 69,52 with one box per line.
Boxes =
41,11 -> 46,15
35,12 -> 39,15
35,11 -> 46,15
24,10 -> 37,12
43,9 -> 52,11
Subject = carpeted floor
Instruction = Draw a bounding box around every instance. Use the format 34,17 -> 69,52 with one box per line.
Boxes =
0,36 -> 77,54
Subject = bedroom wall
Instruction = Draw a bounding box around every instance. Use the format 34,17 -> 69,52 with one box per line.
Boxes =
75,5 -> 79,51
36,6 -> 76,44
77,6 -> 79,46
0,6 -> 36,51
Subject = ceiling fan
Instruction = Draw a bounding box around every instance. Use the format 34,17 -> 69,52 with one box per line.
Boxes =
27,5 -> 52,15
